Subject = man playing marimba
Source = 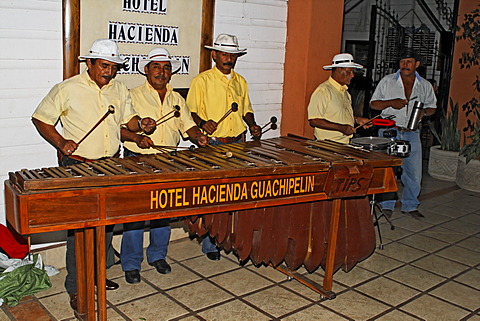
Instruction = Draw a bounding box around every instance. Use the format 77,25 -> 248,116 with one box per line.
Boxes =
31,39 -> 156,312
186,33 -> 262,260
121,48 -> 208,284
308,53 -> 371,143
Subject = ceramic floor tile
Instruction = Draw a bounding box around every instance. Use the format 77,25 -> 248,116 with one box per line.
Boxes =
105,308 -> 128,321
455,269 -> 480,289
116,292 -> 189,320
175,316 -> 200,321
458,213 -> 480,225
106,276 -> 158,305
37,292 -> 74,320
166,279 -> 233,311
456,236 -> 480,252
430,281 -> 480,311
209,267 -> 273,296
280,274 -> 345,301
380,226 -> 414,242
374,242 -> 428,263
419,210 -> 452,225
438,219 -> 480,235
167,239 -> 204,262
141,263 -> 201,290
429,203 -> 474,217
375,309 -> 423,321
320,290 -> 389,320
356,276 -> 420,306
246,264 -> 289,283
243,286 -> 311,318
436,245 -> 480,266
198,300 -> 271,321
401,294 -> 470,320
106,263 -> 125,279
356,252 -> 404,274
386,265 -> 446,291
412,254 -> 469,278
399,233 -> 449,252
421,226 -> 469,243
390,216 -> 433,232
0,310 -> 10,321
180,255 -> 240,277
282,304 -> 349,320
332,267 -> 378,287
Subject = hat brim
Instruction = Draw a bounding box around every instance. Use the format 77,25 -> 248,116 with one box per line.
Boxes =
323,62 -> 364,70
138,58 -> 182,75
204,45 -> 247,55
79,54 -> 126,65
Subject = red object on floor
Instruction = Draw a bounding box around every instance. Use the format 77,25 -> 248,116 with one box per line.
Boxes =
0,224 -> 29,259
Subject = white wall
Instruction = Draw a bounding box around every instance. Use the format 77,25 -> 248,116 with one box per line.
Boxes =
0,0 -> 288,230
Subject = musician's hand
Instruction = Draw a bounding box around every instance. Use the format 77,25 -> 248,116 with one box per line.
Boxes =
59,139 -> 78,156
341,124 -> 356,135
356,117 -> 374,129
134,135 -> 154,149
249,124 -> 262,139
202,120 -> 217,135
140,117 -> 157,135
195,133 -> 209,147
390,98 -> 408,110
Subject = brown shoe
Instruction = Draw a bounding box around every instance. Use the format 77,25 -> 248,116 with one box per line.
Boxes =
69,293 -> 78,311
402,210 -> 424,220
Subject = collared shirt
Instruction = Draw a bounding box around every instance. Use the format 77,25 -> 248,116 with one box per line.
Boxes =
124,81 -> 197,154
186,66 -> 254,138
307,77 -> 354,143
32,69 -> 137,159
370,70 -> 437,128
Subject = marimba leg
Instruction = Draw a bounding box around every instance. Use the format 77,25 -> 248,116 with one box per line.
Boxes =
95,226 -> 107,321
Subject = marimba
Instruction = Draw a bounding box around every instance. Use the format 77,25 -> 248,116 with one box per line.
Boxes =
4,136 -> 400,320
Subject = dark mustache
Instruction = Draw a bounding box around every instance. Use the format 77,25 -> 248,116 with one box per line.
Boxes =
154,75 -> 167,80
223,62 -> 233,66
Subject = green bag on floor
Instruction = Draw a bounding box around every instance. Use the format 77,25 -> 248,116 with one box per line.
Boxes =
0,254 -> 51,307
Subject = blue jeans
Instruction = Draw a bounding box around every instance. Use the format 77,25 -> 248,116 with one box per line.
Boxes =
120,220 -> 171,271
121,148 -> 170,271
200,137 -> 243,254
379,129 -> 422,212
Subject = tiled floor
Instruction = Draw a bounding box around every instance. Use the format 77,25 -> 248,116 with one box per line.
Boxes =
1,174 -> 479,321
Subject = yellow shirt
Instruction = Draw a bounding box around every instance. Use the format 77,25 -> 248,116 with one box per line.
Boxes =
186,66 -> 254,138
307,77 -> 354,143
32,70 -> 137,159
124,81 -> 197,154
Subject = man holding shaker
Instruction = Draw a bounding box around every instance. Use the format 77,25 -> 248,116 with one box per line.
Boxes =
370,49 -> 436,219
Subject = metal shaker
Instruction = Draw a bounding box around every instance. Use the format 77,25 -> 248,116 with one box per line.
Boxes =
406,101 -> 424,130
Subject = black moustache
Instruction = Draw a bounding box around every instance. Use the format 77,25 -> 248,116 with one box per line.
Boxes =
223,62 -> 233,66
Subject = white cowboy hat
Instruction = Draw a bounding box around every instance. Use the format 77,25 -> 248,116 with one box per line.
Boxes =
205,33 -> 247,55
79,39 -> 125,64
323,53 -> 363,70
138,48 -> 181,75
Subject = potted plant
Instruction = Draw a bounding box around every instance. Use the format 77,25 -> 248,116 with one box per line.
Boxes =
427,98 -> 460,181
455,6 -> 480,192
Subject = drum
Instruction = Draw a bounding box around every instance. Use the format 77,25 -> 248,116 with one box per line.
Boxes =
388,140 -> 411,157
350,136 -> 393,154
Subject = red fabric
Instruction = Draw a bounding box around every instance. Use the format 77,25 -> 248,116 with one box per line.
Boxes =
0,224 -> 29,259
